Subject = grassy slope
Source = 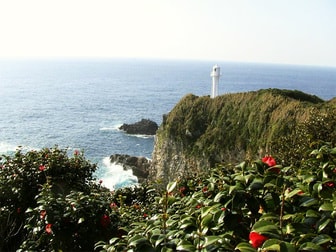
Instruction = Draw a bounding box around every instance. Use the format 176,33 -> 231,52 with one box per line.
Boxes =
155,89 -> 334,170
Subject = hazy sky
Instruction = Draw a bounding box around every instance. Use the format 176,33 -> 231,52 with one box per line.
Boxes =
0,0 -> 335,66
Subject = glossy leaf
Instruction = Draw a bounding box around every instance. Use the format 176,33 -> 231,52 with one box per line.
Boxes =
235,242 -> 256,252
167,181 -> 177,193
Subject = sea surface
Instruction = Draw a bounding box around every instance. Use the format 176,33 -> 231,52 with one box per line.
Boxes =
0,58 -> 335,189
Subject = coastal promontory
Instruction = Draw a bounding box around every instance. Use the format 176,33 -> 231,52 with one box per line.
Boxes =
149,89 -> 336,184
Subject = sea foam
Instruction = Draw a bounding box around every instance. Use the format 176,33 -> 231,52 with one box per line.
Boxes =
100,157 -> 138,190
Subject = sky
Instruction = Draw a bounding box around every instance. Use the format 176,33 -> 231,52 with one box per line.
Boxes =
0,0 -> 335,67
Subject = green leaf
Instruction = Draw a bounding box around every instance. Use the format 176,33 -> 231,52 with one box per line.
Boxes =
235,242 -> 256,252
305,209 -> 320,218
201,206 -> 212,218
285,188 -> 302,199
262,241 -> 280,251
214,191 -> 226,202
201,214 -> 213,228
312,234 -> 332,245
203,236 -> 220,247
330,147 -> 336,154
252,220 -> 277,233
248,179 -> 264,190
318,218 -> 331,232
319,202 -> 333,211
201,204 -> 220,218
299,242 -> 321,251
167,181 -> 177,193
279,241 -> 296,252
128,234 -> 149,247
108,237 -> 119,245
151,234 -> 166,247
300,198 -> 319,207
176,240 -> 195,251
252,220 -> 279,234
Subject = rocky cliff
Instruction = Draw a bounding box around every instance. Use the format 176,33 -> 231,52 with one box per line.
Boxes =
149,89 -> 335,184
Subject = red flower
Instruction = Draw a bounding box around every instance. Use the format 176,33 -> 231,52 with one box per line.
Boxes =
249,231 -> 268,248
110,202 -> 118,209
100,214 -> 110,228
262,155 -> 276,167
74,150 -> 80,156
39,165 -> 45,171
323,181 -> 335,188
221,207 -> 226,211
179,186 -> 186,192
45,224 -> 52,234
143,213 -> 148,218
202,186 -> 208,193
99,179 -> 103,184
40,210 -> 47,219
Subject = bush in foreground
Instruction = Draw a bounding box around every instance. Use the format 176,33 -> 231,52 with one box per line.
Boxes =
0,143 -> 335,251
97,143 -> 336,251
0,147 -> 117,251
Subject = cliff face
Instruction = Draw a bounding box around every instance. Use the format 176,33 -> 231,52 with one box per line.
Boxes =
150,89 -> 335,184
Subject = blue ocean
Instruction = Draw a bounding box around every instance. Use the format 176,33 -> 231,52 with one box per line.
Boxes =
1,59 -> 335,189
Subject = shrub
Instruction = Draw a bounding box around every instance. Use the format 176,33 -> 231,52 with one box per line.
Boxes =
97,143 -> 336,251
0,147 -> 117,251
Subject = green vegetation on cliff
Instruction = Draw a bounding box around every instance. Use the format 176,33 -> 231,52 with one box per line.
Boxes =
151,89 -> 335,182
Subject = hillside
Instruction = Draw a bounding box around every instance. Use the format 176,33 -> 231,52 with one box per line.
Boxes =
150,89 -> 335,184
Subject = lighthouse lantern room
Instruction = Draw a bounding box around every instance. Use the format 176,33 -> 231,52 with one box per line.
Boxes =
210,64 -> 220,98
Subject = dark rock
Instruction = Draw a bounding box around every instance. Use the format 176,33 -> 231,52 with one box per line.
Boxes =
110,154 -> 151,183
119,119 -> 158,135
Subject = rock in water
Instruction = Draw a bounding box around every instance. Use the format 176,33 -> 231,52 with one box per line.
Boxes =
119,119 -> 158,135
110,154 -> 151,183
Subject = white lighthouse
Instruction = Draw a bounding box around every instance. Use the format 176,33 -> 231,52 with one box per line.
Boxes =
210,64 -> 220,98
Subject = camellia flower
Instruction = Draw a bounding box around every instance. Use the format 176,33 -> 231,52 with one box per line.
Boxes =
74,150 -> 80,156
100,214 -> 110,228
323,181 -> 335,188
196,204 -> 202,209
179,187 -> 186,197
262,155 -> 276,167
45,223 -> 52,234
39,165 -> 45,171
249,231 -> 268,248
110,202 -> 118,209
40,210 -> 47,219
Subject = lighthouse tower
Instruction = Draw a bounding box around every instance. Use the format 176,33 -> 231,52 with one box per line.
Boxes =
210,64 -> 220,98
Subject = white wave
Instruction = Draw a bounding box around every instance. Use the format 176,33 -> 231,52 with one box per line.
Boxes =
0,142 -> 18,154
125,133 -> 155,139
99,124 -> 123,131
0,142 -> 37,154
100,157 -> 138,190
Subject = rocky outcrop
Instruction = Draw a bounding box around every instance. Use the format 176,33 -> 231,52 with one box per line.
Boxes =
110,154 -> 151,183
119,119 -> 158,135
149,89 -> 335,185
